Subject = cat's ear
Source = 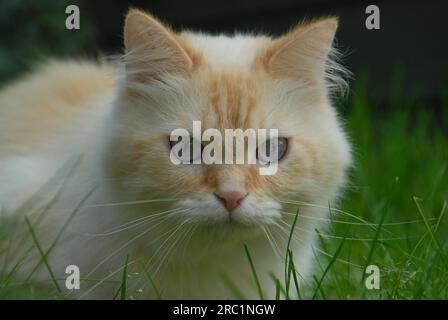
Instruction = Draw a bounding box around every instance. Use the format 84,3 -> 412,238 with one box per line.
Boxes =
264,18 -> 338,84
124,9 -> 195,82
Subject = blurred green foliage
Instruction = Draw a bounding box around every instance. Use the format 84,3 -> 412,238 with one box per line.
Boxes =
0,0 -> 96,84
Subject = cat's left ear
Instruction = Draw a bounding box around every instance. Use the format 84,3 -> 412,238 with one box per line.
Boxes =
263,18 -> 338,84
123,9 -> 196,82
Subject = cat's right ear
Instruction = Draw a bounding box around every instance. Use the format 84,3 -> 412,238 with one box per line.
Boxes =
124,9 -> 195,82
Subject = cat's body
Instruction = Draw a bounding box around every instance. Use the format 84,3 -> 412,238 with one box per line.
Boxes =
0,10 -> 351,299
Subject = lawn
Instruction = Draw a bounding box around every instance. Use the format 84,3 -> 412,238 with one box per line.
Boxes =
305,75 -> 448,299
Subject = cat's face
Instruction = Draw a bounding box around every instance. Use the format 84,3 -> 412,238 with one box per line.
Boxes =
106,10 -> 351,232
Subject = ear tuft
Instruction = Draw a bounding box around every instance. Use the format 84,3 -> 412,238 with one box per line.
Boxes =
123,10 -> 194,83
264,17 -> 345,89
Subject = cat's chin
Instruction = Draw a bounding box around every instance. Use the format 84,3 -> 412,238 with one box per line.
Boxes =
189,217 -> 269,243
204,216 -> 265,229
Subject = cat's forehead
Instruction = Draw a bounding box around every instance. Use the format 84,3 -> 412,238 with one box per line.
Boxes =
179,32 -> 272,73
173,71 -> 287,132
163,33 -> 295,131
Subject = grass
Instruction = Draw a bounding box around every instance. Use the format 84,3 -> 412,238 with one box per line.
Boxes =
0,76 -> 447,299
244,244 -> 265,299
304,75 -> 448,299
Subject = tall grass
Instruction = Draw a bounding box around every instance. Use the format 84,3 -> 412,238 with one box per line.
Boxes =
307,75 -> 448,299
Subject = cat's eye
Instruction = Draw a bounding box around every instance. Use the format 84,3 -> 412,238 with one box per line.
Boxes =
169,136 -> 202,163
257,137 -> 288,163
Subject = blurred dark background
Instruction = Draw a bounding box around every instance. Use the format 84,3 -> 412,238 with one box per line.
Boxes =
0,0 -> 447,105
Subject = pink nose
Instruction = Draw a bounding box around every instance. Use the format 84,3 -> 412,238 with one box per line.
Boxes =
214,191 -> 248,213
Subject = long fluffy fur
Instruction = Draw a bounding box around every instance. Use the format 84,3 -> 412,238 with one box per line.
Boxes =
0,11 -> 351,299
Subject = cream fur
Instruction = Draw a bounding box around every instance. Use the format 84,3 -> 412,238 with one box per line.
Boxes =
0,10 -> 351,299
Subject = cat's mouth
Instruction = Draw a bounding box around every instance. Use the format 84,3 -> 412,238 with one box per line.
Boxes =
220,214 -> 257,228
174,200 -> 281,230
174,196 -> 282,229
189,214 -> 269,241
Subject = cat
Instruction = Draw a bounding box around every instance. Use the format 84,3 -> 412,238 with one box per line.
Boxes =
0,9 -> 351,299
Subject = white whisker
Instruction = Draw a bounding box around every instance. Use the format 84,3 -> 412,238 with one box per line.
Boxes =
82,208 -> 187,237
271,222 -> 363,269
84,198 -> 179,209
277,218 -> 408,241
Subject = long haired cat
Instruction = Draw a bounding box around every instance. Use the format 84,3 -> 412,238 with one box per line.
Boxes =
0,9 -> 351,299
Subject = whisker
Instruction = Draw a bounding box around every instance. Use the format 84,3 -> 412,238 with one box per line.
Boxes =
180,224 -> 198,262
71,254 -> 155,299
133,223 -> 192,295
83,198 -> 179,209
134,216 -> 193,290
266,224 -> 312,288
139,214 -> 194,272
152,221 -> 192,277
280,209 -> 425,227
278,199 -> 421,238
82,208 -> 188,237
262,226 -> 283,259
270,222 -> 363,269
279,199 -> 379,228
277,218 -> 409,241
86,213 -> 183,277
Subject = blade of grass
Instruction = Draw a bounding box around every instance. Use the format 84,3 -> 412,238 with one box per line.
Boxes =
284,208 -> 299,299
141,263 -> 162,299
78,256 -> 144,299
312,236 -> 346,300
2,156 -> 83,288
361,180 -> 395,285
219,272 -> 246,300
414,196 -> 448,268
434,200 -> 447,234
244,244 -> 264,299
269,272 -> 287,299
413,242 -> 446,299
312,275 -> 327,299
287,249 -> 302,299
26,186 -> 96,282
360,206 -> 387,284
274,277 -> 280,300
119,255 -> 129,300
24,217 -> 61,294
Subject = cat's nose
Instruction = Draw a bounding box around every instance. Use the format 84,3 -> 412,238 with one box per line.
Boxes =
214,191 -> 248,213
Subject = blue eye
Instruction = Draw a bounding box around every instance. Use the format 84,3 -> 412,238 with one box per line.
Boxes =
257,137 -> 288,163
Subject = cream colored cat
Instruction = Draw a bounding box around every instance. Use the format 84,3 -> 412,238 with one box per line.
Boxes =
0,9 -> 351,299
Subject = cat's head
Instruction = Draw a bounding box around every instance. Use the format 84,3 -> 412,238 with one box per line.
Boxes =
106,9 -> 351,232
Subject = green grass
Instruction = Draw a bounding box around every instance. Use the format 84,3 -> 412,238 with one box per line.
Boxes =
0,77 -> 447,299
303,76 -> 448,299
